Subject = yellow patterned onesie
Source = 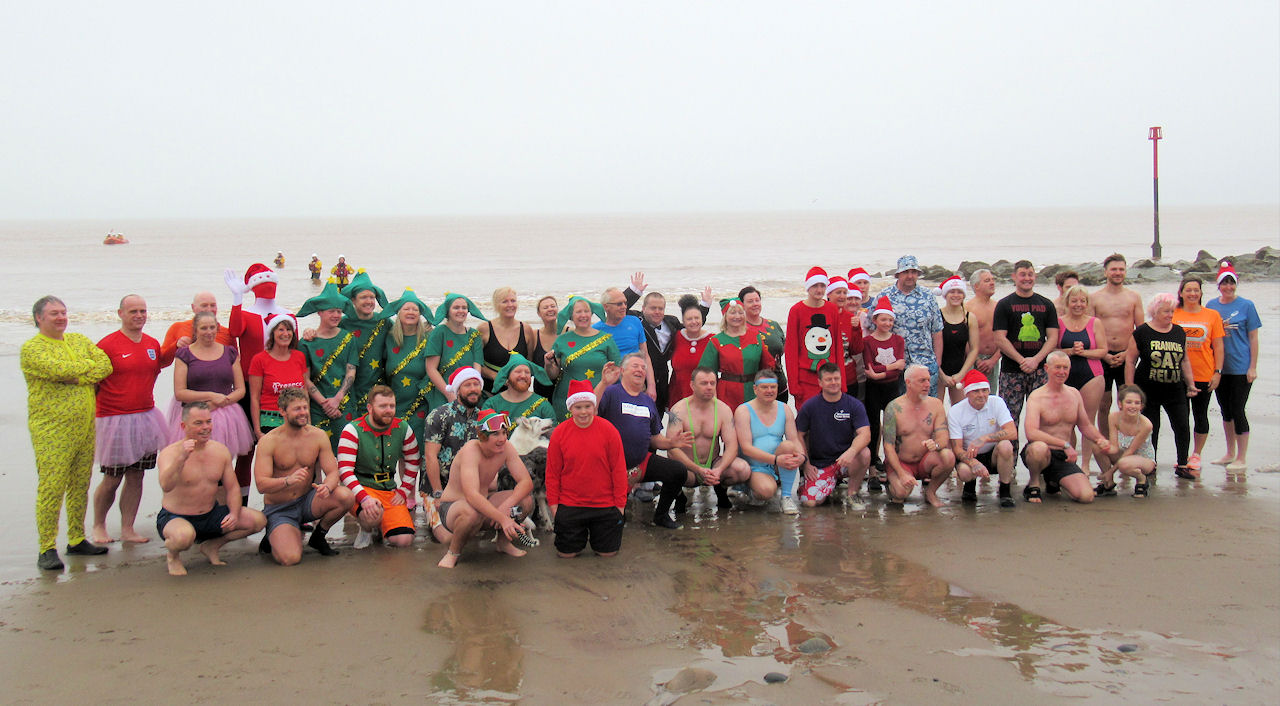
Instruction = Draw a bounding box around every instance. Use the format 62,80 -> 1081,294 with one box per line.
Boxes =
21,333 -> 112,553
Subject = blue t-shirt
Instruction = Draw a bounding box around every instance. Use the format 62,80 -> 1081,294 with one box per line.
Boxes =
1206,296 -> 1261,375
594,316 -> 646,356
796,393 -> 870,467
597,382 -> 660,468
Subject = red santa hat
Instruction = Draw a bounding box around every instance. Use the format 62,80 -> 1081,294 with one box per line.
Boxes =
244,263 -> 278,289
847,267 -> 871,286
564,379 -> 596,409
936,275 -> 966,296
846,287 -> 864,302
804,266 -> 830,290
825,276 -> 849,297
264,312 -> 296,336
961,369 -> 990,394
872,296 -> 895,319
446,367 -> 482,393
1216,262 -> 1238,285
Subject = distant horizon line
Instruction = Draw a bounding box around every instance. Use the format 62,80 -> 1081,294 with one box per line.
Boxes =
2,203 -> 1277,223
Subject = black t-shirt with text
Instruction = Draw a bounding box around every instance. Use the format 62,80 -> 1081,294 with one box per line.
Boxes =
1133,323 -> 1187,386
993,292 -> 1056,365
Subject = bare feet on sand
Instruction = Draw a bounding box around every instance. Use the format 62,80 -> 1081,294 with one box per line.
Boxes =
438,550 -> 460,569
923,487 -> 945,507
91,527 -> 116,544
198,543 -> 227,566
166,554 -> 187,576
495,537 -> 527,558
121,530 -> 150,544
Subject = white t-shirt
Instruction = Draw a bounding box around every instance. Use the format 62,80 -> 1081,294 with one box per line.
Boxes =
947,396 -> 1014,453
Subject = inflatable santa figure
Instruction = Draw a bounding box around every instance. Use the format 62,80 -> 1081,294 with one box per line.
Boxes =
225,263 -> 295,377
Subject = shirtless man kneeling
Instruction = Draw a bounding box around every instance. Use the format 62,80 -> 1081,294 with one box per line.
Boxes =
667,367 -> 753,510
156,402 -> 266,576
437,409 -> 535,569
1021,351 -> 1113,503
254,388 -> 354,565
882,365 -> 956,506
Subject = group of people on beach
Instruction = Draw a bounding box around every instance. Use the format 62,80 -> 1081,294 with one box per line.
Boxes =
20,251 -> 1261,575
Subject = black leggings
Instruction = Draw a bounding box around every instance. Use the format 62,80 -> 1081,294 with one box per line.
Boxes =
1190,381 -> 1213,435
1214,374 -> 1253,434
863,378 -> 903,464
640,453 -> 688,517
1138,381 -> 1190,466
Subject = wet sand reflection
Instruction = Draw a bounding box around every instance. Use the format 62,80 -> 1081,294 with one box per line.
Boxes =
424,585 -> 523,702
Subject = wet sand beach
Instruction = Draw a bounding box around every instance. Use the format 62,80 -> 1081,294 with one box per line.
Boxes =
1,277 -> 1277,704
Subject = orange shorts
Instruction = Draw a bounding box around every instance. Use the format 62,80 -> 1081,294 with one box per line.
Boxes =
350,486 -> 414,538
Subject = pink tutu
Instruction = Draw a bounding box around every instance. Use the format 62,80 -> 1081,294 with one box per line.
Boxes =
95,408 -> 170,467
165,398 -> 254,456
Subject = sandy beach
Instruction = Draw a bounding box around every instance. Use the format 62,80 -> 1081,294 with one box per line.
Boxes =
0,276 -> 1276,704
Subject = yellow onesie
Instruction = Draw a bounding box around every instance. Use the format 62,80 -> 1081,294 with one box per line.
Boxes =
21,332 -> 113,553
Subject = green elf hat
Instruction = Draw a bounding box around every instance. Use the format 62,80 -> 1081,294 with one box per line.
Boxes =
297,279 -> 350,317
491,352 -> 553,393
382,288 -> 432,320
341,269 -> 389,303
431,293 -> 488,326
718,297 -> 742,314
555,295 -> 606,332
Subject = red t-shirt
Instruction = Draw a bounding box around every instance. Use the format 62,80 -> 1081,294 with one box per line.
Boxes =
545,417 -> 628,508
248,350 -> 307,412
863,334 -> 906,383
96,331 -> 172,417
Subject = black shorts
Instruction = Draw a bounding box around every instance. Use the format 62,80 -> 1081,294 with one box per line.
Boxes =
1020,446 -> 1083,483
156,504 -> 230,543
973,448 -> 996,471
1103,353 -> 1126,392
553,506 -> 624,555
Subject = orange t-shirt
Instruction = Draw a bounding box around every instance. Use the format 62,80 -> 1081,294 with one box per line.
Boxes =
1172,307 -> 1225,382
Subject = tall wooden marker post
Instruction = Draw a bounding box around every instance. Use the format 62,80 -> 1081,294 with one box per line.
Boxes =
1149,126 -> 1163,260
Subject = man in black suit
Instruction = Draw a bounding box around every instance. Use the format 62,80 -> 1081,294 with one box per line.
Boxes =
621,272 -> 711,413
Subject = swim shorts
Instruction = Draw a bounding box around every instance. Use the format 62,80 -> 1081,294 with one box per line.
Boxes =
156,504 -> 230,543
353,487 -> 414,538
263,487 -> 320,534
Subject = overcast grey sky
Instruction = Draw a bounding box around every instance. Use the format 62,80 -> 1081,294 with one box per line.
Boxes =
2,1 -> 1276,218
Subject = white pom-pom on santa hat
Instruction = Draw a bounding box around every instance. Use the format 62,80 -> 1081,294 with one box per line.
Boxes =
243,263 -> 278,289
446,367 -> 483,393
1216,263 -> 1238,285
804,266 -> 830,290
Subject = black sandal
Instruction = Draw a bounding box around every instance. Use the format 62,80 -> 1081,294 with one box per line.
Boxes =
1133,482 -> 1149,498
1022,485 -> 1042,504
1094,481 -> 1117,497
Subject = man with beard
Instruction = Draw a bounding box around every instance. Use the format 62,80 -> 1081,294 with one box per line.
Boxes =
156,402 -> 267,575
436,409 -> 535,568
993,260 -> 1058,457
298,281 -> 357,452
622,272 -> 711,412
874,255 -> 943,395
337,385 -> 422,550
482,353 -> 555,421
421,368 -> 485,499
254,388 -> 353,565
1091,254 -> 1145,440
1021,352 -> 1112,503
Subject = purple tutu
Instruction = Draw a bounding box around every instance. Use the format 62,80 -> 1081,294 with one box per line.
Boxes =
95,408 -> 170,467
165,398 -> 254,456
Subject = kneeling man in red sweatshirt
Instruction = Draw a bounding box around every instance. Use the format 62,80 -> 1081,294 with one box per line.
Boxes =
546,379 -> 628,558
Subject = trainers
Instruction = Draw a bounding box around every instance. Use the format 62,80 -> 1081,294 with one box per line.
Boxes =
353,529 -> 374,549
1186,453 -> 1201,471
65,539 -> 108,556
652,513 -> 683,530
37,549 -> 63,571
866,475 -> 882,493
781,496 -> 800,515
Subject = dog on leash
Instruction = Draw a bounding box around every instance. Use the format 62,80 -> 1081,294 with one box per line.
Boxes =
500,416 -> 555,530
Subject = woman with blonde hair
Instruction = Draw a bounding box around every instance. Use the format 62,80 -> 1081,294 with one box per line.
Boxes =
479,286 -> 536,395
699,297 -> 775,410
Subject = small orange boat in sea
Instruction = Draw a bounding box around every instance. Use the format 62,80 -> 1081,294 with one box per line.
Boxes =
103,230 -> 129,245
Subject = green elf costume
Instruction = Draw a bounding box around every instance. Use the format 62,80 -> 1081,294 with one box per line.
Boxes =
382,288 -> 435,444
339,270 -> 391,413
423,293 -> 487,412
549,296 -> 621,420
482,352 -> 555,422
297,280 -> 358,452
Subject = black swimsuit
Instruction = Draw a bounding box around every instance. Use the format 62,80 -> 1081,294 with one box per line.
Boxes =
940,312 -> 968,376
481,323 -> 529,393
